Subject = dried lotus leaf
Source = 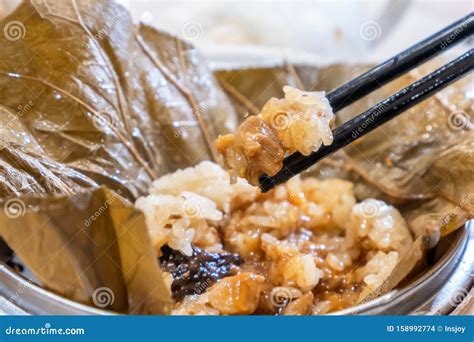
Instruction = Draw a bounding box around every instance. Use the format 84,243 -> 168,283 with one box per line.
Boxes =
0,105 -> 99,196
357,234 -> 433,305
0,143 -> 98,196
0,187 -> 172,314
0,0 -> 237,200
339,73 -> 473,239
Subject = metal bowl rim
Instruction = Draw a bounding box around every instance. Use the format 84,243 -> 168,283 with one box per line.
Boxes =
0,223 -> 470,315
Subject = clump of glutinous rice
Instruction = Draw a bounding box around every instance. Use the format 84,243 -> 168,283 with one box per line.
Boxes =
261,85 -> 334,155
215,85 -> 334,185
136,161 -> 413,315
135,161 -> 257,256
160,245 -> 242,300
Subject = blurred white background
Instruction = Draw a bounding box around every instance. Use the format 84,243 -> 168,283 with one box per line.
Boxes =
1,0 -> 472,65
121,0 -> 473,65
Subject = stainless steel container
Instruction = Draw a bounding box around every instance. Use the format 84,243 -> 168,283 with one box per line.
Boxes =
0,221 -> 472,315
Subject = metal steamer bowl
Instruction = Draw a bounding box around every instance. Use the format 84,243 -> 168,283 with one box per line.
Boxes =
0,221 -> 472,315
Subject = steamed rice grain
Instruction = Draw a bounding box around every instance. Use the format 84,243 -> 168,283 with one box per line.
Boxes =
135,161 -> 414,314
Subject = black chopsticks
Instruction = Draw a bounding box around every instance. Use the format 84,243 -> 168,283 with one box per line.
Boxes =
327,13 -> 473,112
259,14 -> 474,193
